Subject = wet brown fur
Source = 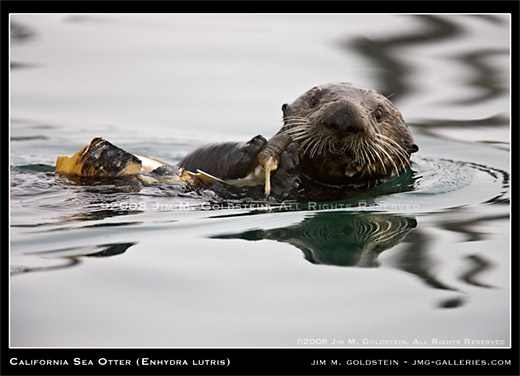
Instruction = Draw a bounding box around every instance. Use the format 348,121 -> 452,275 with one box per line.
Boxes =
280,82 -> 418,187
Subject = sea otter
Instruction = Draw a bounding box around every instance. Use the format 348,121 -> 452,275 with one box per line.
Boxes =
55,82 -> 418,200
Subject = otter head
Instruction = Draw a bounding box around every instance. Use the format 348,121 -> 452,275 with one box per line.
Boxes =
280,82 -> 418,187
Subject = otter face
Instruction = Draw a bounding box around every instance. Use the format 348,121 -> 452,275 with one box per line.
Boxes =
280,82 -> 418,187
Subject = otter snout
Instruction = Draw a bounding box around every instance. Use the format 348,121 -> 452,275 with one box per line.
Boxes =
320,101 -> 366,139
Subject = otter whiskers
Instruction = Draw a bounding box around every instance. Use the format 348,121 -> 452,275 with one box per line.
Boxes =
282,115 -> 412,178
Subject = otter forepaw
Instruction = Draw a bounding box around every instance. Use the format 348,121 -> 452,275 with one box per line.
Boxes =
270,141 -> 301,199
241,135 -> 268,165
222,135 -> 267,179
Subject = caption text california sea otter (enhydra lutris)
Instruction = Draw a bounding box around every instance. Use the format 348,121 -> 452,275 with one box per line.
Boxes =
9,357 -> 230,367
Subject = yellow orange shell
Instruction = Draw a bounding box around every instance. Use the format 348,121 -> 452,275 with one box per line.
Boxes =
55,138 -> 194,184
55,138 -> 142,177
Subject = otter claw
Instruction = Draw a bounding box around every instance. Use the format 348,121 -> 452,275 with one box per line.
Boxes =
262,156 -> 278,195
257,134 -> 293,195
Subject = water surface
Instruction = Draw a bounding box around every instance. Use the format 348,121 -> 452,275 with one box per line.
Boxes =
9,14 -> 510,348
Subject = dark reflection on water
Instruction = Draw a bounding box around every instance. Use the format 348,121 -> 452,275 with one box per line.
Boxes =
10,259 -> 81,277
376,228 -> 457,292
438,297 -> 465,309
469,15 -> 509,25
438,213 -> 510,243
461,255 -> 494,289
10,21 -> 35,44
348,14 -> 509,115
412,114 -> 509,129
11,135 -> 49,141
10,21 -> 40,70
11,242 -> 136,276
349,15 -> 463,101
213,212 -> 417,268
454,48 -> 509,105
212,205 -> 505,309
210,212 -> 473,301
395,211 -> 506,297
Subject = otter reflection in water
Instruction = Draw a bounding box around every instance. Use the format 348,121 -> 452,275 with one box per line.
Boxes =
212,212 -> 416,268
212,211 -> 472,305
213,211 -> 497,309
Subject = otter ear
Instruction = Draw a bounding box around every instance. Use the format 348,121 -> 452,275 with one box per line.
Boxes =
281,103 -> 289,116
410,144 -> 419,153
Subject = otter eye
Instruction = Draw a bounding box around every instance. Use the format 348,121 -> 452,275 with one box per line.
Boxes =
374,109 -> 383,122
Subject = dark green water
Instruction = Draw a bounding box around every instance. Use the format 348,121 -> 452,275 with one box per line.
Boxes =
9,14 -> 510,348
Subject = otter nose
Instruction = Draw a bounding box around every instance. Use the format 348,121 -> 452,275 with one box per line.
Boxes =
322,102 -> 366,138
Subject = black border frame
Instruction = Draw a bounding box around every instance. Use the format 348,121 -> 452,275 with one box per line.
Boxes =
2,2 -> 518,375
